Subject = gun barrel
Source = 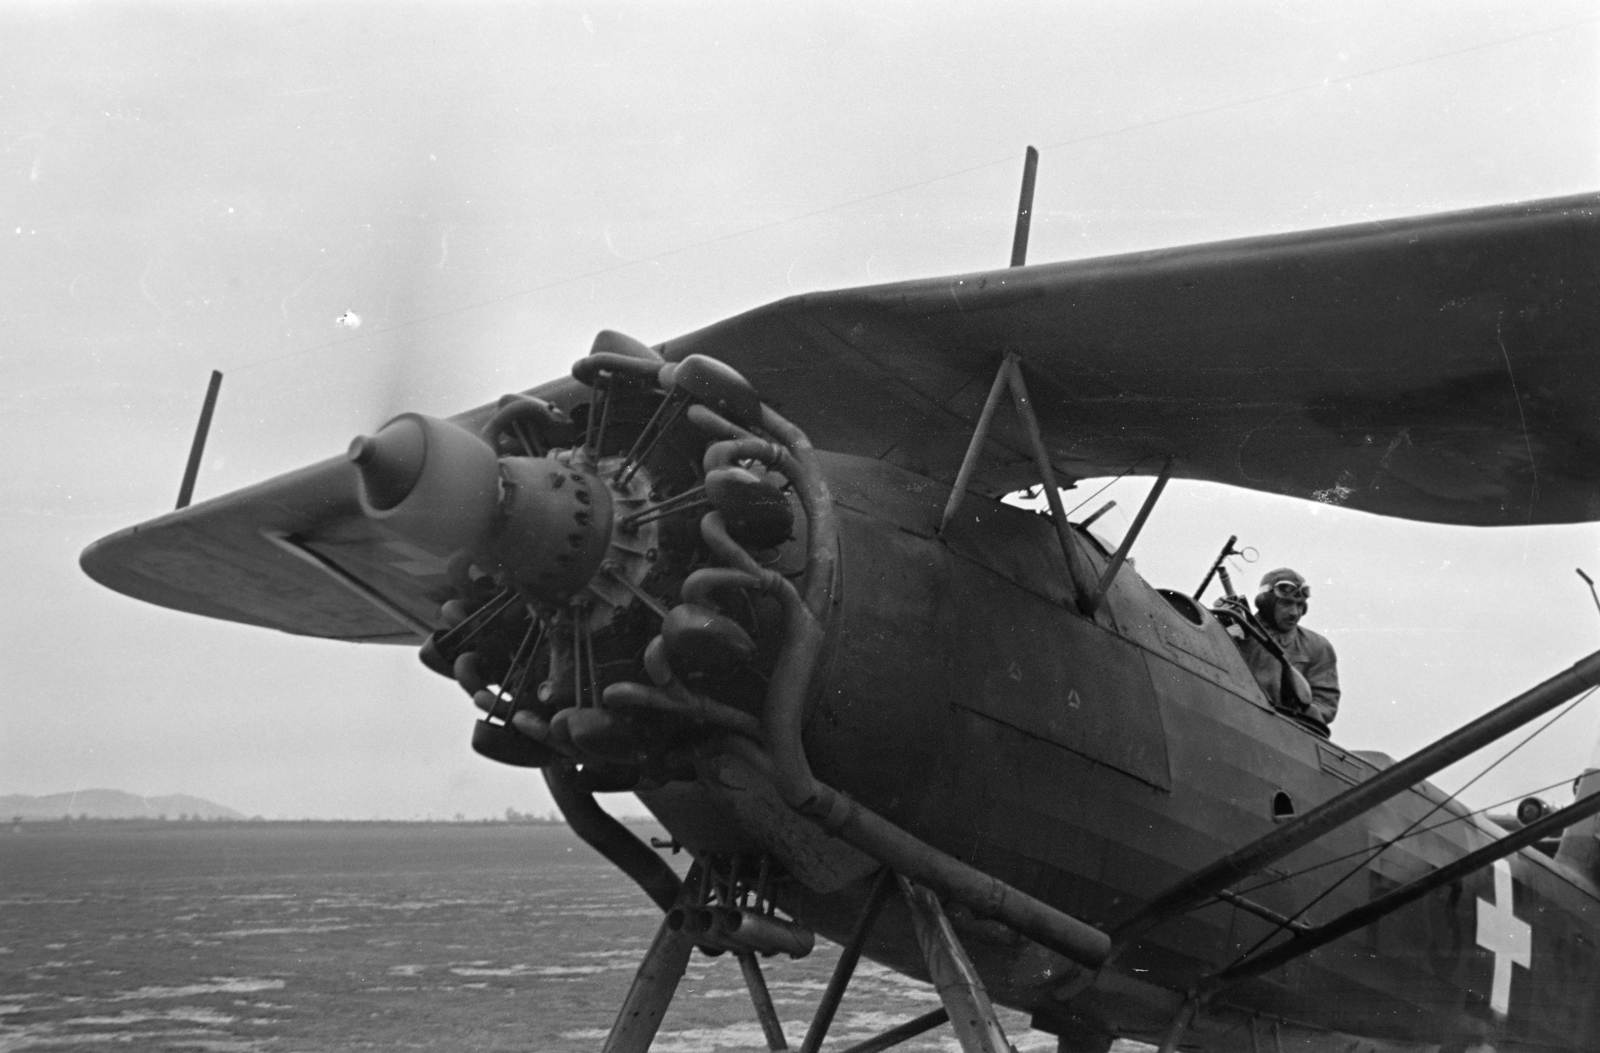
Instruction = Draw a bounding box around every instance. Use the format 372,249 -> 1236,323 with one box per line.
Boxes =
1195,534 -> 1239,600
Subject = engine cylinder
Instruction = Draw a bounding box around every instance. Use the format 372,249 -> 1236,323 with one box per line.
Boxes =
471,719 -> 557,768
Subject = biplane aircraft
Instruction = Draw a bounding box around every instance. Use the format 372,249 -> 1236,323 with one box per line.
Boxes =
81,159 -> 1600,1053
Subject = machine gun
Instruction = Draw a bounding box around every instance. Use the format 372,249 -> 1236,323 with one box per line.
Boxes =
1194,534 -> 1244,602
1198,535 -> 1316,722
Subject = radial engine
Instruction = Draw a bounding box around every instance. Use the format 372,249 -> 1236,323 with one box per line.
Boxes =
345,336 -> 820,796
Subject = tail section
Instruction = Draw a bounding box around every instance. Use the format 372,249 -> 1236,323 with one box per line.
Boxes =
1556,766 -> 1600,881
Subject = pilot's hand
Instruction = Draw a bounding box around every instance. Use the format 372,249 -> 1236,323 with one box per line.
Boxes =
1283,667 -> 1314,711
1211,595 -> 1250,622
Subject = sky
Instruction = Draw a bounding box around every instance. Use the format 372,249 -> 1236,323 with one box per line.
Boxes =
3,1 -> 1598,820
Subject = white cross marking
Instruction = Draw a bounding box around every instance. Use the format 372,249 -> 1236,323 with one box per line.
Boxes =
1475,859 -> 1530,1017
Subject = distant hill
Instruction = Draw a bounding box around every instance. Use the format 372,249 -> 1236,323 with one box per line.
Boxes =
1,789 -> 244,821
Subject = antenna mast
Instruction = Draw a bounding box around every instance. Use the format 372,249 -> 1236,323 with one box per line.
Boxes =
1009,146 -> 1039,267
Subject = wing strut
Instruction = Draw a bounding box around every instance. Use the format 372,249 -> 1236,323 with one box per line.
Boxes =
1109,646 -> 1600,953
1086,457 -> 1173,614
939,353 -> 1100,612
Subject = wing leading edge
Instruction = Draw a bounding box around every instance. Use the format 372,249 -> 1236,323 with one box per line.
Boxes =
83,194 -> 1600,640
79,381 -> 585,642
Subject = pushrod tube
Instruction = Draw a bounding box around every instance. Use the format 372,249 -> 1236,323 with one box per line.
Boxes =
1112,647 -> 1600,951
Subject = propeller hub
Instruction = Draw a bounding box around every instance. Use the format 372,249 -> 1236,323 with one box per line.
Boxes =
489,453 -> 615,604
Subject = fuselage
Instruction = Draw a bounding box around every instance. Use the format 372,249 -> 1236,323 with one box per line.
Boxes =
643,452 -> 1600,1052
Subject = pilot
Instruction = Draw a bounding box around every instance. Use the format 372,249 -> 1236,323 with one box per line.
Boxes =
1226,568 -> 1340,735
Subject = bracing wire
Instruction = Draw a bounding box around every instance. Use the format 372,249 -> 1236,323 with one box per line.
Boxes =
1228,770 -> 1590,900
1064,457 -> 1154,518
1214,685 -> 1596,973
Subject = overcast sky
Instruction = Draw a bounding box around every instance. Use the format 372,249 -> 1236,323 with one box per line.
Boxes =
3,1 -> 1597,819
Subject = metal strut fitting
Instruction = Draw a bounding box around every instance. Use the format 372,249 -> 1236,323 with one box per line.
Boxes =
939,353 -> 1101,615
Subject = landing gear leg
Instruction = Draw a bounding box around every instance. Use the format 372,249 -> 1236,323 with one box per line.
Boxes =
899,876 -> 1015,1053
1154,994 -> 1199,1053
800,868 -> 897,1053
602,913 -> 694,1053
738,951 -> 789,1050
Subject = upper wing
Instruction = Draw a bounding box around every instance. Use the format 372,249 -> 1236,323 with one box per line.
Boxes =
662,192 -> 1600,527
82,193 -> 1600,640
79,381 -> 584,643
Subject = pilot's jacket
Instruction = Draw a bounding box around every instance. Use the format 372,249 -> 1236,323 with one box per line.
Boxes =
1238,625 -> 1340,730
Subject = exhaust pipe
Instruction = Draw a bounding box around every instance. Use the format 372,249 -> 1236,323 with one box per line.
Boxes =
705,907 -> 815,959
666,906 -> 814,959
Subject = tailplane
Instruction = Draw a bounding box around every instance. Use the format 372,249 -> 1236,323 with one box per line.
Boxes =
1556,743 -> 1600,881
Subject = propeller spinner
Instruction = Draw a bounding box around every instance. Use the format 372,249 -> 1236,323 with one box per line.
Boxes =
347,410 -> 619,606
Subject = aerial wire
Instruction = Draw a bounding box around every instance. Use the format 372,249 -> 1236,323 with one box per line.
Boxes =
228,14 -> 1598,377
